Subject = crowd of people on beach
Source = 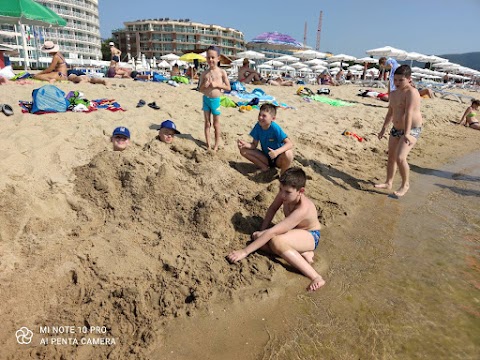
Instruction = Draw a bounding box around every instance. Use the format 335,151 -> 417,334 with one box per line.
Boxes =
1,41 -> 478,292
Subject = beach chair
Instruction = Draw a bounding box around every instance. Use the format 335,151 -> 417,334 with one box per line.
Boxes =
431,89 -> 475,103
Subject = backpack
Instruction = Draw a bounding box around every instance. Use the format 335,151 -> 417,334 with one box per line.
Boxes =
31,85 -> 69,114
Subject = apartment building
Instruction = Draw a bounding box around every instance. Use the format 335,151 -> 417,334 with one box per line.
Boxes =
112,18 -> 245,60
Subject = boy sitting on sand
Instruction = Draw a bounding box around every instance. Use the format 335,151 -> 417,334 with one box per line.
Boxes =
111,126 -> 130,151
227,167 -> 325,292
157,120 -> 180,144
237,103 -> 293,175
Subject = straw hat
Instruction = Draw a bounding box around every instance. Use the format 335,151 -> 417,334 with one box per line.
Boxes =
41,41 -> 59,53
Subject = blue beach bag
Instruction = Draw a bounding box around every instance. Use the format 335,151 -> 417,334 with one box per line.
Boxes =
31,85 -> 70,114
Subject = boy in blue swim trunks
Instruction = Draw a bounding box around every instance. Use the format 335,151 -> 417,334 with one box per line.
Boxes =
237,103 -> 294,175
227,167 -> 325,292
198,46 -> 231,151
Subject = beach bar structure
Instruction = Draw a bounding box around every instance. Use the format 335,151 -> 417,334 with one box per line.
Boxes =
0,0 -> 102,68
112,19 -> 245,60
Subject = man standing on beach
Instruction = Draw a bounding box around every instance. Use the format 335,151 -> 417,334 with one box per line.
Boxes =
375,65 -> 423,197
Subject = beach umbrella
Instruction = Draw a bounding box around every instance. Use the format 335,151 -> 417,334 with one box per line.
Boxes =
356,57 -> 378,64
232,58 -> 254,65
311,64 -> 327,71
264,60 -> 284,67
161,53 -> 179,61
290,62 -> 308,68
279,65 -> 295,71
328,54 -> 356,62
366,46 -> 402,56
179,52 -> 206,62
257,64 -> 273,69
305,58 -> 328,66
0,0 -> 66,70
158,60 -> 171,68
170,60 -> 187,67
299,67 -> 312,72
236,50 -> 265,59
348,64 -> 364,71
250,31 -> 304,50
275,55 -> 299,63
295,49 -> 327,59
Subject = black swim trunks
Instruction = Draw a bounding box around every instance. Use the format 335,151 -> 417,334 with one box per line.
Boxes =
390,126 -> 422,139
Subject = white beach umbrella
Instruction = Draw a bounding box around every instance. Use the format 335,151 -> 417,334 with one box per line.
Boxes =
311,64 -> 327,71
275,55 -> 299,63
356,57 -> 378,64
328,54 -> 356,62
305,58 -> 328,66
395,51 -> 426,61
295,49 -> 327,59
299,67 -> 312,72
232,58 -> 255,65
430,55 -> 449,63
290,62 -> 308,68
236,50 -> 265,59
279,65 -> 295,71
170,60 -> 187,67
416,55 -> 437,63
158,60 -> 171,68
431,62 -> 451,68
264,60 -> 284,67
366,45 -> 403,57
257,64 -> 273,69
161,53 -> 180,61
328,61 -> 345,67
348,64 -> 364,71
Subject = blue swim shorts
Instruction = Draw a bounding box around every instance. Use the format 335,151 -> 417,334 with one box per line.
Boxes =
309,230 -> 321,249
202,95 -> 221,116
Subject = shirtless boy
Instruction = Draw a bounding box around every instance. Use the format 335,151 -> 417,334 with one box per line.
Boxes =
227,167 -> 325,292
198,46 -> 231,151
375,65 -> 423,197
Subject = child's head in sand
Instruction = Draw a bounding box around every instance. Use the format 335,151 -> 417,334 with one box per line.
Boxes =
257,103 -> 277,130
111,126 -> 130,151
158,120 -> 180,144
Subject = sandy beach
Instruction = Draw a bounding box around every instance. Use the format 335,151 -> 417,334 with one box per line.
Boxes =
0,79 -> 479,359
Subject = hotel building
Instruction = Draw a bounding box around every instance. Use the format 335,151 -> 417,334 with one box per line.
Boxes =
112,19 -> 245,60
0,0 -> 101,67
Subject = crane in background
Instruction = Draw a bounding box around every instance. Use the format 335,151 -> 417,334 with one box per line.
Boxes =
316,10 -> 323,51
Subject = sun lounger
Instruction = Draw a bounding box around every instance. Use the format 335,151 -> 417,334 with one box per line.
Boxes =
431,89 -> 475,103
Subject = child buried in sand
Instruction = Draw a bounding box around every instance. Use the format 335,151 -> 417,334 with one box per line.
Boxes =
237,103 -> 293,175
157,120 -> 180,143
227,167 -> 325,292
111,126 -> 130,151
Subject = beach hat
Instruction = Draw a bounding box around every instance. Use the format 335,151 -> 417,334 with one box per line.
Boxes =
40,41 -> 59,53
160,120 -> 180,134
109,42 -> 115,46
112,126 -> 130,138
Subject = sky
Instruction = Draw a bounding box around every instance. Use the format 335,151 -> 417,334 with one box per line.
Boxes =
98,0 -> 480,58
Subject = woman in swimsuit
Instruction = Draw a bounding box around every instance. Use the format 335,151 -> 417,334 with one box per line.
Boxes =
34,41 -> 68,82
459,99 -> 480,130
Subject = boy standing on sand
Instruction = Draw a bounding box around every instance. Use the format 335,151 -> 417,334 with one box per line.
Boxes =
227,167 -> 325,292
237,103 -> 294,175
375,65 -> 423,197
198,46 -> 230,151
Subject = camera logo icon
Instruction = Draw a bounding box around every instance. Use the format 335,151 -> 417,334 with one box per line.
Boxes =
16,327 -> 33,345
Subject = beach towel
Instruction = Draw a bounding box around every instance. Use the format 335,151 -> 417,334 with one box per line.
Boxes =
309,95 -> 355,107
230,81 -> 245,92
171,76 -> 189,84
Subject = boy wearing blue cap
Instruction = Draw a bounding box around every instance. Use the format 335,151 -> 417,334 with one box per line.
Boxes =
111,126 -> 130,151
158,120 -> 180,144
237,103 -> 294,175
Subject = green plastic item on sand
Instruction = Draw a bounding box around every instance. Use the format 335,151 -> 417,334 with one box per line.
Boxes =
310,95 -> 355,107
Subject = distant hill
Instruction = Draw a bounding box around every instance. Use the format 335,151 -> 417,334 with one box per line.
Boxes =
438,52 -> 480,71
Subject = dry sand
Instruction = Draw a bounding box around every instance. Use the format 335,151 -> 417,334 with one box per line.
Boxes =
0,78 -> 479,359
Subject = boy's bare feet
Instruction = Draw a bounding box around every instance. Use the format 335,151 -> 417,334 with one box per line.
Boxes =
374,182 -> 392,189
301,251 -> 315,264
307,276 -> 325,292
394,183 -> 410,197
